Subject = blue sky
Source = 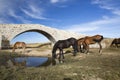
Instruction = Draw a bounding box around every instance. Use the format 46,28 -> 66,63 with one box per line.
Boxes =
0,0 -> 120,43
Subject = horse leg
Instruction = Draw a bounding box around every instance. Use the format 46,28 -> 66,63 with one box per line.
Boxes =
12,48 -> 15,53
78,45 -> 80,52
23,46 -> 26,54
81,44 -> 85,53
98,42 -> 102,54
58,49 -> 63,63
58,49 -> 65,63
85,44 -> 89,54
77,45 -> 82,53
83,43 -> 87,53
80,45 -> 83,53
72,45 -> 77,56
12,44 -> 16,53
115,43 -> 118,48
61,49 -> 65,63
81,42 -> 86,53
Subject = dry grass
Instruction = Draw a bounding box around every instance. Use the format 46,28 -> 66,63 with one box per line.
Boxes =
0,47 -> 120,80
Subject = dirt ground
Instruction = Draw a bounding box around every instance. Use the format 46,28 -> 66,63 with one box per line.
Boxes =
3,46 -> 120,57
0,47 -> 120,80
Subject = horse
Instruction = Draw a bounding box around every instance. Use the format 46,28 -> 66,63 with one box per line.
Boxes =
83,35 -> 103,54
110,38 -> 120,48
12,42 -> 26,54
52,37 -> 78,64
77,37 -> 86,53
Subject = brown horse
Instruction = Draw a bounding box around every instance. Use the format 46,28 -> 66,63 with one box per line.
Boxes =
110,38 -> 120,48
77,37 -> 86,53
12,42 -> 26,53
83,35 -> 103,54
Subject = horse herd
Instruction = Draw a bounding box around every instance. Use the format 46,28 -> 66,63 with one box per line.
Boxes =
12,34 -> 120,64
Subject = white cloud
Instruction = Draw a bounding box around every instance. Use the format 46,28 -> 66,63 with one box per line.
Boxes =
66,25 -> 99,33
64,16 -> 120,37
88,0 -> 120,37
21,7 -> 47,20
50,0 -> 59,3
0,0 -> 48,23
92,0 -> 120,15
7,9 -> 32,23
113,10 -> 120,15
20,2 -> 49,20
50,0 -> 68,4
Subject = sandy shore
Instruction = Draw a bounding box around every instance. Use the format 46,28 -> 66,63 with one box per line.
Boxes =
25,49 -> 52,57
4,48 -> 52,57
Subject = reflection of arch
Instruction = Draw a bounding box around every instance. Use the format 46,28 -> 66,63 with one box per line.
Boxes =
11,29 -> 56,43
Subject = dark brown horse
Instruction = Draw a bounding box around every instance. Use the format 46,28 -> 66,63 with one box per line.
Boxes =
110,38 -> 120,48
83,35 -> 103,54
52,37 -> 78,64
12,42 -> 26,53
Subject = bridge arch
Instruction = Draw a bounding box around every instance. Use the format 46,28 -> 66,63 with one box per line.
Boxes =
0,24 -> 80,49
11,29 -> 56,44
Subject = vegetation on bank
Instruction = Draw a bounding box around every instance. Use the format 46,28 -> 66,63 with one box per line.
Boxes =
0,48 -> 120,80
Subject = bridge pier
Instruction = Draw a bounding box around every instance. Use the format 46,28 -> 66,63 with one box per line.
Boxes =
0,34 -> 10,49
1,40 -> 10,49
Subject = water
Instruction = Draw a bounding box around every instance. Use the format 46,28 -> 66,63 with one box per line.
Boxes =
13,57 -> 49,67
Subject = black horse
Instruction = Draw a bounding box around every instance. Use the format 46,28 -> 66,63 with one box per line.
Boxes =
110,38 -> 120,48
52,37 -> 78,64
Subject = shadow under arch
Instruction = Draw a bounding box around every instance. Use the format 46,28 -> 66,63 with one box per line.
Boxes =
11,29 -> 56,44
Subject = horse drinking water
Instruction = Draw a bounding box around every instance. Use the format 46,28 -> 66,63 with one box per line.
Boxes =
12,42 -> 26,54
52,37 -> 78,64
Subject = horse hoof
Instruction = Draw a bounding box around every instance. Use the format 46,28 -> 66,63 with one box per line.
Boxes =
60,61 -> 63,63
86,53 -> 89,54
59,60 -> 64,64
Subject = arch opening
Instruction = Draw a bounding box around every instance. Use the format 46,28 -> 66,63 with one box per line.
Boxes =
11,29 -> 56,44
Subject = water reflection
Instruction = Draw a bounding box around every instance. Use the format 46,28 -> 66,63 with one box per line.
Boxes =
13,57 -> 50,67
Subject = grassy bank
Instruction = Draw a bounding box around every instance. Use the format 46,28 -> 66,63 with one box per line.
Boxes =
0,48 -> 120,80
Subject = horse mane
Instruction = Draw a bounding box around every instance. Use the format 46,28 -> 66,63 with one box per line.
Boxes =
77,38 -> 84,41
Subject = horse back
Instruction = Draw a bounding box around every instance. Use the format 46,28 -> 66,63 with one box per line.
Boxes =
58,40 -> 71,48
84,35 -> 103,44
77,38 -> 85,45
93,35 -> 103,42
54,37 -> 77,49
14,42 -> 26,48
113,38 -> 120,44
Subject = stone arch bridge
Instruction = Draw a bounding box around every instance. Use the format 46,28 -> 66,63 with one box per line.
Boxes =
0,24 -> 83,49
